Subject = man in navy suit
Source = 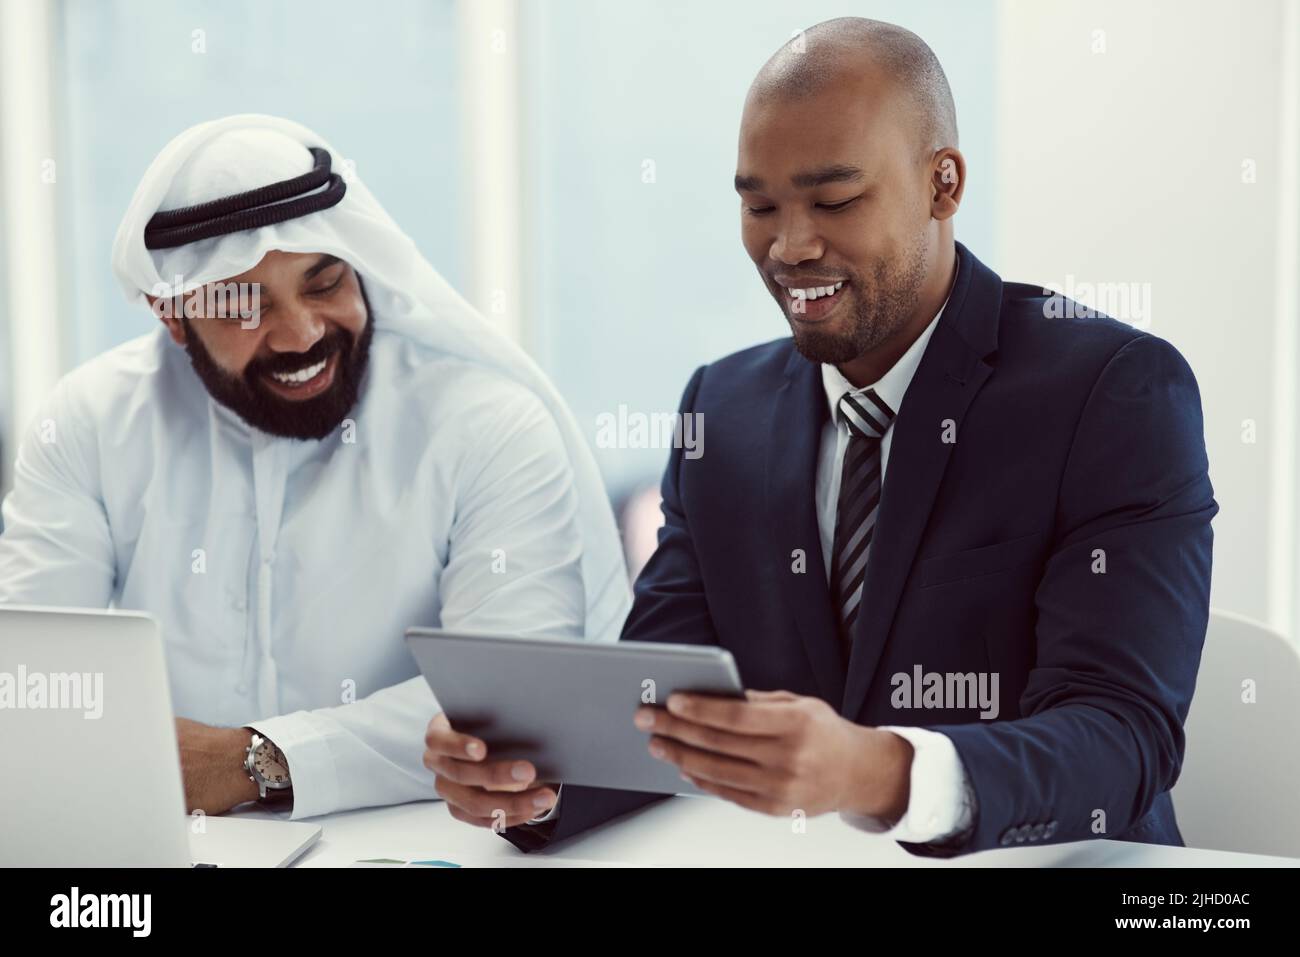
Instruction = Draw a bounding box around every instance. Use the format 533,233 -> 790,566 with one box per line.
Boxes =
425,17 -> 1215,856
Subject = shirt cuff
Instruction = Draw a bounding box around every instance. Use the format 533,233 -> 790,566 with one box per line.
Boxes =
247,710 -> 343,821
838,727 -> 974,843
526,784 -> 563,823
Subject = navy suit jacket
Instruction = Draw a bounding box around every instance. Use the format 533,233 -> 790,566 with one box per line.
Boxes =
505,242 -> 1216,857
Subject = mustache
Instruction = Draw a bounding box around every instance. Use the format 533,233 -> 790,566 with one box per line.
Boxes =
245,329 -> 349,379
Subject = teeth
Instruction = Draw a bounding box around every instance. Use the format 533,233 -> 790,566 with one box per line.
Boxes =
787,280 -> 845,301
270,358 -> 327,385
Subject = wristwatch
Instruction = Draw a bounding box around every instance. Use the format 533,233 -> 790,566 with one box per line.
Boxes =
244,731 -> 293,804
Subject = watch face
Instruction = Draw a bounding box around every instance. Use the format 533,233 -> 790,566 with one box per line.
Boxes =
254,743 -> 290,786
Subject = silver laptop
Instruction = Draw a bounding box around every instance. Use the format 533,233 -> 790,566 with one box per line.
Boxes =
0,605 -> 319,867
406,628 -> 745,794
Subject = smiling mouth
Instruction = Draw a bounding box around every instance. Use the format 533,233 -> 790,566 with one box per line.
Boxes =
777,279 -> 850,320
782,280 -> 847,302
260,352 -> 339,400
270,357 -> 328,385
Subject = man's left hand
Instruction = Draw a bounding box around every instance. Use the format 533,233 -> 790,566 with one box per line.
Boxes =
636,690 -> 913,820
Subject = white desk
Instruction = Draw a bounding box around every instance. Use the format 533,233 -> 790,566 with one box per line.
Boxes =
232,797 -> 1300,867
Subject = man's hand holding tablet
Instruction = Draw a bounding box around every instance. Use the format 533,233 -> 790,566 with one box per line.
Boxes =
422,712 -> 559,829
635,690 -> 914,821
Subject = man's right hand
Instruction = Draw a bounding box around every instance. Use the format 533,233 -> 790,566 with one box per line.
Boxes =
423,712 -> 558,831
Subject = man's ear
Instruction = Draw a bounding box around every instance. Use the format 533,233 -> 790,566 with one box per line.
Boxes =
146,294 -> 187,347
930,147 -> 966,222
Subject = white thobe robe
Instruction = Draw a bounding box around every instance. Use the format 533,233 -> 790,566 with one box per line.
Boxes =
0,326 -> 588,819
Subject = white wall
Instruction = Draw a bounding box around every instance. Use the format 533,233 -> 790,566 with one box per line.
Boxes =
993,0 -> 1300,636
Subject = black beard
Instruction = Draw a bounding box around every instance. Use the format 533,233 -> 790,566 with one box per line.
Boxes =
785,240 -> 928,366
181,278 -> 375,441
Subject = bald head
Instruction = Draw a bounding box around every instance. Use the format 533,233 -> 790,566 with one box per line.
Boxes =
748,17 -> 958,161
735,17 -> 965,384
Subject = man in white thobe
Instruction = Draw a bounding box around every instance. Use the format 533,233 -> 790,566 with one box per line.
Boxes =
0,115 -> 630,823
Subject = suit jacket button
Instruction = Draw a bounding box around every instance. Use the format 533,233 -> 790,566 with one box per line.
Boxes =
1000,827 -> 1017,846
1015,824 -> 1032,843
1029,823 -> 1045,841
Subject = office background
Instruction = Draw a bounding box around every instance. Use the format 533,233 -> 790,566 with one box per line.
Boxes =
1,0 -> 1297,637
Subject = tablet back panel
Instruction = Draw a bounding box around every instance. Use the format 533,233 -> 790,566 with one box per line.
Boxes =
406,630 -> 743,795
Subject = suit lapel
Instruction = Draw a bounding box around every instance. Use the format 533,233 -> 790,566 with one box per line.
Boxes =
765,351 -> 846,705
841,244 -> 1003,720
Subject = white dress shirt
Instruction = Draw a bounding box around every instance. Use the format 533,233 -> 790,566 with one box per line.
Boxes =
815,300 -> 977,844
0,327 -> 589,820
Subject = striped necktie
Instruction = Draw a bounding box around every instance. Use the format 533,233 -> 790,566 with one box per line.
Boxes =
830,388 -> 896,647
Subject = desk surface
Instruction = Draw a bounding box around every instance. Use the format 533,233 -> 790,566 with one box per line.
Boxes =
233,797 -> 1300,868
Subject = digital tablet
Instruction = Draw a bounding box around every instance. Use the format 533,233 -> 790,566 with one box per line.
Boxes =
405,629 -> 745,795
